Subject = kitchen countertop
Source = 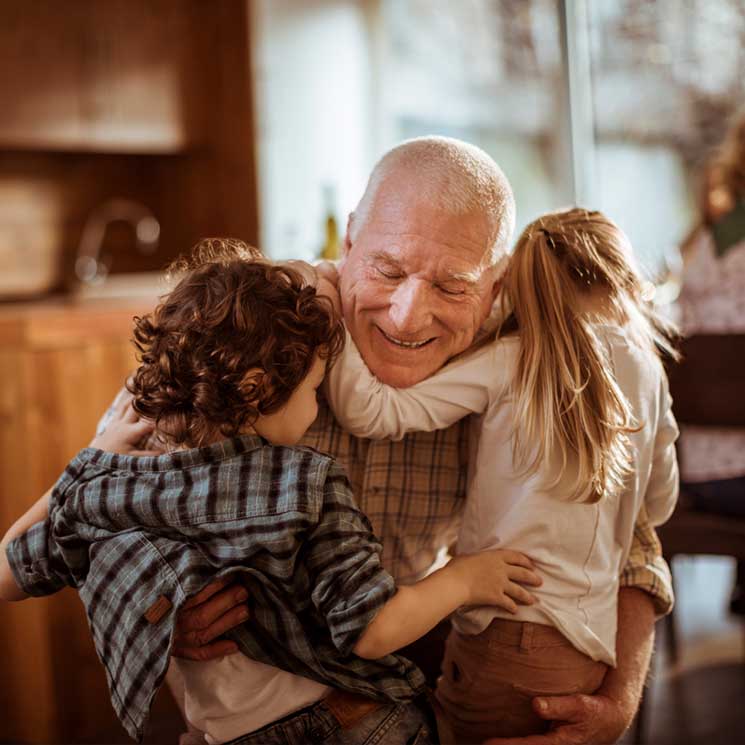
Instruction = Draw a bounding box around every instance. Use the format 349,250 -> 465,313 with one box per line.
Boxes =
0,292 -> 159,347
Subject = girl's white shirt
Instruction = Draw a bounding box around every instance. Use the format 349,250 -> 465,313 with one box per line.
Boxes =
326,324 -> 679,666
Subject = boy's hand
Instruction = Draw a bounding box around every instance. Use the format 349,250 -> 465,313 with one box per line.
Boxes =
172,577 -> 249,660
90,387 -> 160,456
452,549 -> 542,613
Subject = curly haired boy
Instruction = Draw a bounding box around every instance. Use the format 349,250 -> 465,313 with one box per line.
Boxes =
1,239 -> 540,745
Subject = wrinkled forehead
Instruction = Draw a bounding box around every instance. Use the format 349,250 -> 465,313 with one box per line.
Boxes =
359,195 -> 496,269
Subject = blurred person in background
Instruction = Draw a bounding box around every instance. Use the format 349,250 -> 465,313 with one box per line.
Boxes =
677,106 -> 745,614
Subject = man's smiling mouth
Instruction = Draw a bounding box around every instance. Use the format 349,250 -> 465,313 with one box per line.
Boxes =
378,327 -> 435,349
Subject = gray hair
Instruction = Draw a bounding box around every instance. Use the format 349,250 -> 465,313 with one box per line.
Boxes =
352,136 -> 516,270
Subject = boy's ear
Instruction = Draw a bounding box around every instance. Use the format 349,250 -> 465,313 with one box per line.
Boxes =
239,368 -> 266,406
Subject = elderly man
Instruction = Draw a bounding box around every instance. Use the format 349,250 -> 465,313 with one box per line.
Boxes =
117,137 -> 672,745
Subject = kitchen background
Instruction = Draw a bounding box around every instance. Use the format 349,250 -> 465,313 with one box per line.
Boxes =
1,1 -> 743,743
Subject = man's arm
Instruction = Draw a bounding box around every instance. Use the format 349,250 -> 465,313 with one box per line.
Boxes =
485,507 -> 671,745
484,587 -> 654,745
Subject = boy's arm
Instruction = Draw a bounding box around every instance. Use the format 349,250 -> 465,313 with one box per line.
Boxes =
0,488 -> 52,601
307,463 -> 541,659
353,549 -> 541,659
325,329 -> 493,441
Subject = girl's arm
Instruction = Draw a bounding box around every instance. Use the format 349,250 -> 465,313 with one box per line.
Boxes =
353,548 -> 541,659
0,488 -> 53,601
326,330 -> 496,441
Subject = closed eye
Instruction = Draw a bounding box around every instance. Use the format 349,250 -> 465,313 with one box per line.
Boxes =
437,284 -> 466,296
377,267 -> 404,280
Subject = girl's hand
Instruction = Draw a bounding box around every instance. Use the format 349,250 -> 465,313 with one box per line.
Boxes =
90,387 -> 160,456
316,260 -> 339,287
282,260 -> 341,315
451,549 -> 542,613
284,260 -> 319,286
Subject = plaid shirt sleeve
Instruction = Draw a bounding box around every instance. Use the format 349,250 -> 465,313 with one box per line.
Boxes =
5,463 -> 86,597
619,503 -> 674,616
306,461 -> 397,656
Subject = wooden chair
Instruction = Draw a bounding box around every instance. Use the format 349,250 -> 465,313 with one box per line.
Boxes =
659,333 -> 745,660
635,335 -> 745,743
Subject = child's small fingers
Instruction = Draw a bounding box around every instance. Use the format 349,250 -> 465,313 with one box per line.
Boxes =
123,402 -> 141,424
112,387 -> 134,417
129,419 -> 155,438
500,550 -> 534,569
505,582 -> 536,606
507,566 -> 543,587
285,260 -> 318,285
316,261 -> 339,284
498,593 -> 519,615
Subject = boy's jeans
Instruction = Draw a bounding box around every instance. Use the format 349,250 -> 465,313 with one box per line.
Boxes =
223,697 -> 436,745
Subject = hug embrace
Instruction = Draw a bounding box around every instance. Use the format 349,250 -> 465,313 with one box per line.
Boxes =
0,137 -> 679,745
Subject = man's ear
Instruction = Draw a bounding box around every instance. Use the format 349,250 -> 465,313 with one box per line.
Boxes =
342,212 -> 355,257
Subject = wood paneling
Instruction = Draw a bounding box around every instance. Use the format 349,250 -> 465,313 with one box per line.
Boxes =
0,298 -> 183,743
0,1 -> 200,152
0,0 -> 259,289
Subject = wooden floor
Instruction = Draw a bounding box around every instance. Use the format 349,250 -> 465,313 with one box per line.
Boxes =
624,556 -> 745,745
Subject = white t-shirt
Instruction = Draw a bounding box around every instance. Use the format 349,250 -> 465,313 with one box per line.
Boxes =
326,325 -> 679,665
172,655 -> 329,744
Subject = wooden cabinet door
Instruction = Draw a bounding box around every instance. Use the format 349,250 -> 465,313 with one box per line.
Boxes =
0,1 -> 200,152
0,303 -> 182,743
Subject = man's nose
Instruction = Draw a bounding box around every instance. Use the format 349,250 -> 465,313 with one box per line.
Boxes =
389,278 -> 434,333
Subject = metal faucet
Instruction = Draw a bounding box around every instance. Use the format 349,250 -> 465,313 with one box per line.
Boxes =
75,199 -> 161,284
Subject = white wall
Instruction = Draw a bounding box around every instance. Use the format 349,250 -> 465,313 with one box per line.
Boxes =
251,0 -> 376,259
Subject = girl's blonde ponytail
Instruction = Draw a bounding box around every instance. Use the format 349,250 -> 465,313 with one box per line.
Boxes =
501,209 -> 676,502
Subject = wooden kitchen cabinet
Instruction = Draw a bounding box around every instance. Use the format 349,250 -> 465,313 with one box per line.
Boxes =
0,0 -> 201,153
0,297 -> 181,743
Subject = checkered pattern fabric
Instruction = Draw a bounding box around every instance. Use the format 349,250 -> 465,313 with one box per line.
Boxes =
6,436 -> 425,741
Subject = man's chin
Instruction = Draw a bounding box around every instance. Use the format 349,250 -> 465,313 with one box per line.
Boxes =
366,357 -> 441,388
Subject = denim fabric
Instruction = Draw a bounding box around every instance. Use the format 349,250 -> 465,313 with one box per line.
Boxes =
223,699 -> 436,745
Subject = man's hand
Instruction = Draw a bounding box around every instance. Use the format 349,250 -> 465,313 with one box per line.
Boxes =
482,693 -> 629,745
90,387 -> 159,455
172,577 -> 251,661
483,588 -> 655,745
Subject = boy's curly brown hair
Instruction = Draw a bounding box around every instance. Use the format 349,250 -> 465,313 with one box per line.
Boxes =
127,238 -> 344,448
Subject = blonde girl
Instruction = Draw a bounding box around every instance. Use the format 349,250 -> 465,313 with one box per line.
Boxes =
324,207 -> 680,741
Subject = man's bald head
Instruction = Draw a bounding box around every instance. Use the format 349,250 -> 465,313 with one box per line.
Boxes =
351,136 -> 516,271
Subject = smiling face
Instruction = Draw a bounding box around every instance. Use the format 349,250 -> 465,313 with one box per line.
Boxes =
338,185 -> 500,388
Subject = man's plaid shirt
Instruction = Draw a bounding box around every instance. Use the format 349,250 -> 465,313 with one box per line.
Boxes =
303,399 -> 674,614
6,436 -> 425,742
